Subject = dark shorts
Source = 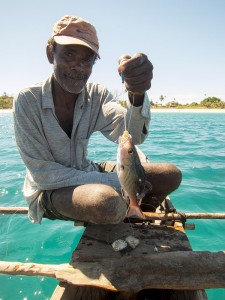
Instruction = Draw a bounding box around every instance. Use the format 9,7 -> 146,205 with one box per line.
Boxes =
96,161 -> 117,173
39,190 -> 75,221
39,161 -> 117,221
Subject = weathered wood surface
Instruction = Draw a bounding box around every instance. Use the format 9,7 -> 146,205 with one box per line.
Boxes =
71,223 -> 192,264
1,255 -> 217,291
51,284 -> 208,300
87,250 -> 225,291
1,224 -> 225,291
49,198 -> 208,299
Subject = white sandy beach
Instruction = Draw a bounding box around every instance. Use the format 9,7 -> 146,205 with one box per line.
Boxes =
0,109 -> 13,113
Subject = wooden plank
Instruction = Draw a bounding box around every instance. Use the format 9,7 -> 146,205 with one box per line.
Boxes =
50,282 -> 67,300
71,223 -> 192,264
51,220 -> 206,299
2,224 -> 224,292
51,284 -> 114,300
51,199 -> 208,299
1,251 -> 223,290
51,286 -> 207,300
51,283 -> 113,300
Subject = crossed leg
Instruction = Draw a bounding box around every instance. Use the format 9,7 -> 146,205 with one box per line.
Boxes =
44,162 -> 182,224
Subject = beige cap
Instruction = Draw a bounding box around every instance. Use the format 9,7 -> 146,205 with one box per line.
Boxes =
52,15 -> 100,57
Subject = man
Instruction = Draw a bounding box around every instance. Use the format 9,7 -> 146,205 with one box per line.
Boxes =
13,15 -> 182,224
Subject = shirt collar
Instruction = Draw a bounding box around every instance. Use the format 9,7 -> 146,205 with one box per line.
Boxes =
41,75 -> 54,109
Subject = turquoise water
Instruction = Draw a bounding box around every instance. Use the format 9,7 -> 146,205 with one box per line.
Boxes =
0,110 -> 225,299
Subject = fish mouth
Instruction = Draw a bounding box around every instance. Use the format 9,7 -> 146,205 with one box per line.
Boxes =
119,134 -> 132,145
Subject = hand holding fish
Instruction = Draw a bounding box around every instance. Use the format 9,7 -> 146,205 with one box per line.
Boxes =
118,53 -> 153,106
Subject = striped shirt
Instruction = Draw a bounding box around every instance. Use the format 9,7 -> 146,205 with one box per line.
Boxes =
13,75 -> 151,223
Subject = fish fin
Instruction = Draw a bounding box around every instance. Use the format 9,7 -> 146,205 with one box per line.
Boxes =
126,205 -> 145,220
137,181 -> 152,200
121,189 -> 130,205
137,191 -> 145,200
145,180 -> 152,191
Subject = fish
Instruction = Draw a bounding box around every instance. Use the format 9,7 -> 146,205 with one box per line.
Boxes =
117,130 -> 150,219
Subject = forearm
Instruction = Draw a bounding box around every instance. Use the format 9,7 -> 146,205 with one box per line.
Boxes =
17,144 -> 121,191
36,167 -> 120,192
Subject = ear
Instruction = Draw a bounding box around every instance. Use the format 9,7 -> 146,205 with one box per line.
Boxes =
46,45 -> 54,64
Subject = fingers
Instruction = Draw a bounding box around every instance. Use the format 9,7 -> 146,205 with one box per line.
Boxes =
118,53 -> 153,95
118,54 -> 131,65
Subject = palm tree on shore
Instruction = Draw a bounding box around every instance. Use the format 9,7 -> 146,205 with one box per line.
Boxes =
159,95 -> 166,106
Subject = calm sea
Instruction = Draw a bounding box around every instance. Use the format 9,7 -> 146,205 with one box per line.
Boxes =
0,110 -> 225,300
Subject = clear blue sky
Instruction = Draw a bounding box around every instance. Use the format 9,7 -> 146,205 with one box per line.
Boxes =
1,0 -> 224,103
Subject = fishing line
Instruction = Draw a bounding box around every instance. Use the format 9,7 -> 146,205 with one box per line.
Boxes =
126,93 -> 135,133
119,75 -> 141,236
120,72 -> 134,132
127,215 -> 135,237
120,74 -> 128,132
124,111 -> 127,132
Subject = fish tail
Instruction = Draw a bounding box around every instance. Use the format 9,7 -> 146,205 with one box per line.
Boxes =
126,205 -> 145,220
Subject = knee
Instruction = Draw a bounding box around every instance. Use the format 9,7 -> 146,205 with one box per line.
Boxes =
162,163 -> 182,191
95,185 -> 127,224
169,163 -> 182,188
145,162 -> 182,195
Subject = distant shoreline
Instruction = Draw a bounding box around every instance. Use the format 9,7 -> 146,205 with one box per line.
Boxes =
0,108 -> 12,112
1,108 -> 225,114
151,108 -> 225,113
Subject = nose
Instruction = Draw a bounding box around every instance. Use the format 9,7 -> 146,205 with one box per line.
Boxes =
70,60 -> 84,70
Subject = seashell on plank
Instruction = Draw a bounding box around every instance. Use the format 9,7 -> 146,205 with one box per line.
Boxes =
112,239 -> 128,251
125,235 -> 140,249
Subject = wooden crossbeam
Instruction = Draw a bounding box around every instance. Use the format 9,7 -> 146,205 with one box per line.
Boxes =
1,207 -> 225,220
1,251 -> 225,291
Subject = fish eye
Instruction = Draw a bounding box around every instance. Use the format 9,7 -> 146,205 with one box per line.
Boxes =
128,148 -> 134,155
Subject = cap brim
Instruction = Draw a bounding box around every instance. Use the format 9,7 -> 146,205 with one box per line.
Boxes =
54,36 -> 100,58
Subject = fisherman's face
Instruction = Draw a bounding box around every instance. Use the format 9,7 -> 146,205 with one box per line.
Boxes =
49,44 -> 96,94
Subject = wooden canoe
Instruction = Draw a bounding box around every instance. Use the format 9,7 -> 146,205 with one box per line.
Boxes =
50,198 -> 209,300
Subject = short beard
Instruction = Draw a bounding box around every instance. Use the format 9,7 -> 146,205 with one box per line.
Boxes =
53,67 -> 89,94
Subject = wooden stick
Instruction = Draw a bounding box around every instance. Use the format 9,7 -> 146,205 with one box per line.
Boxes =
143,212 -> 225,220
0,207 -> 28,214
182,212 -> 225,219
1,207 -> 225,220
0,260 -> 67,278
1,251 -> 225,290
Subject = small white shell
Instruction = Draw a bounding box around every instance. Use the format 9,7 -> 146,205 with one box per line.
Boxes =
154,246 -> 159,253
112,239 -> 128,251
125,235 -> 140,249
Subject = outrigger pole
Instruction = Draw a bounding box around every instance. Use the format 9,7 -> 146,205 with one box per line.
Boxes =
1,207 -> 225,220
